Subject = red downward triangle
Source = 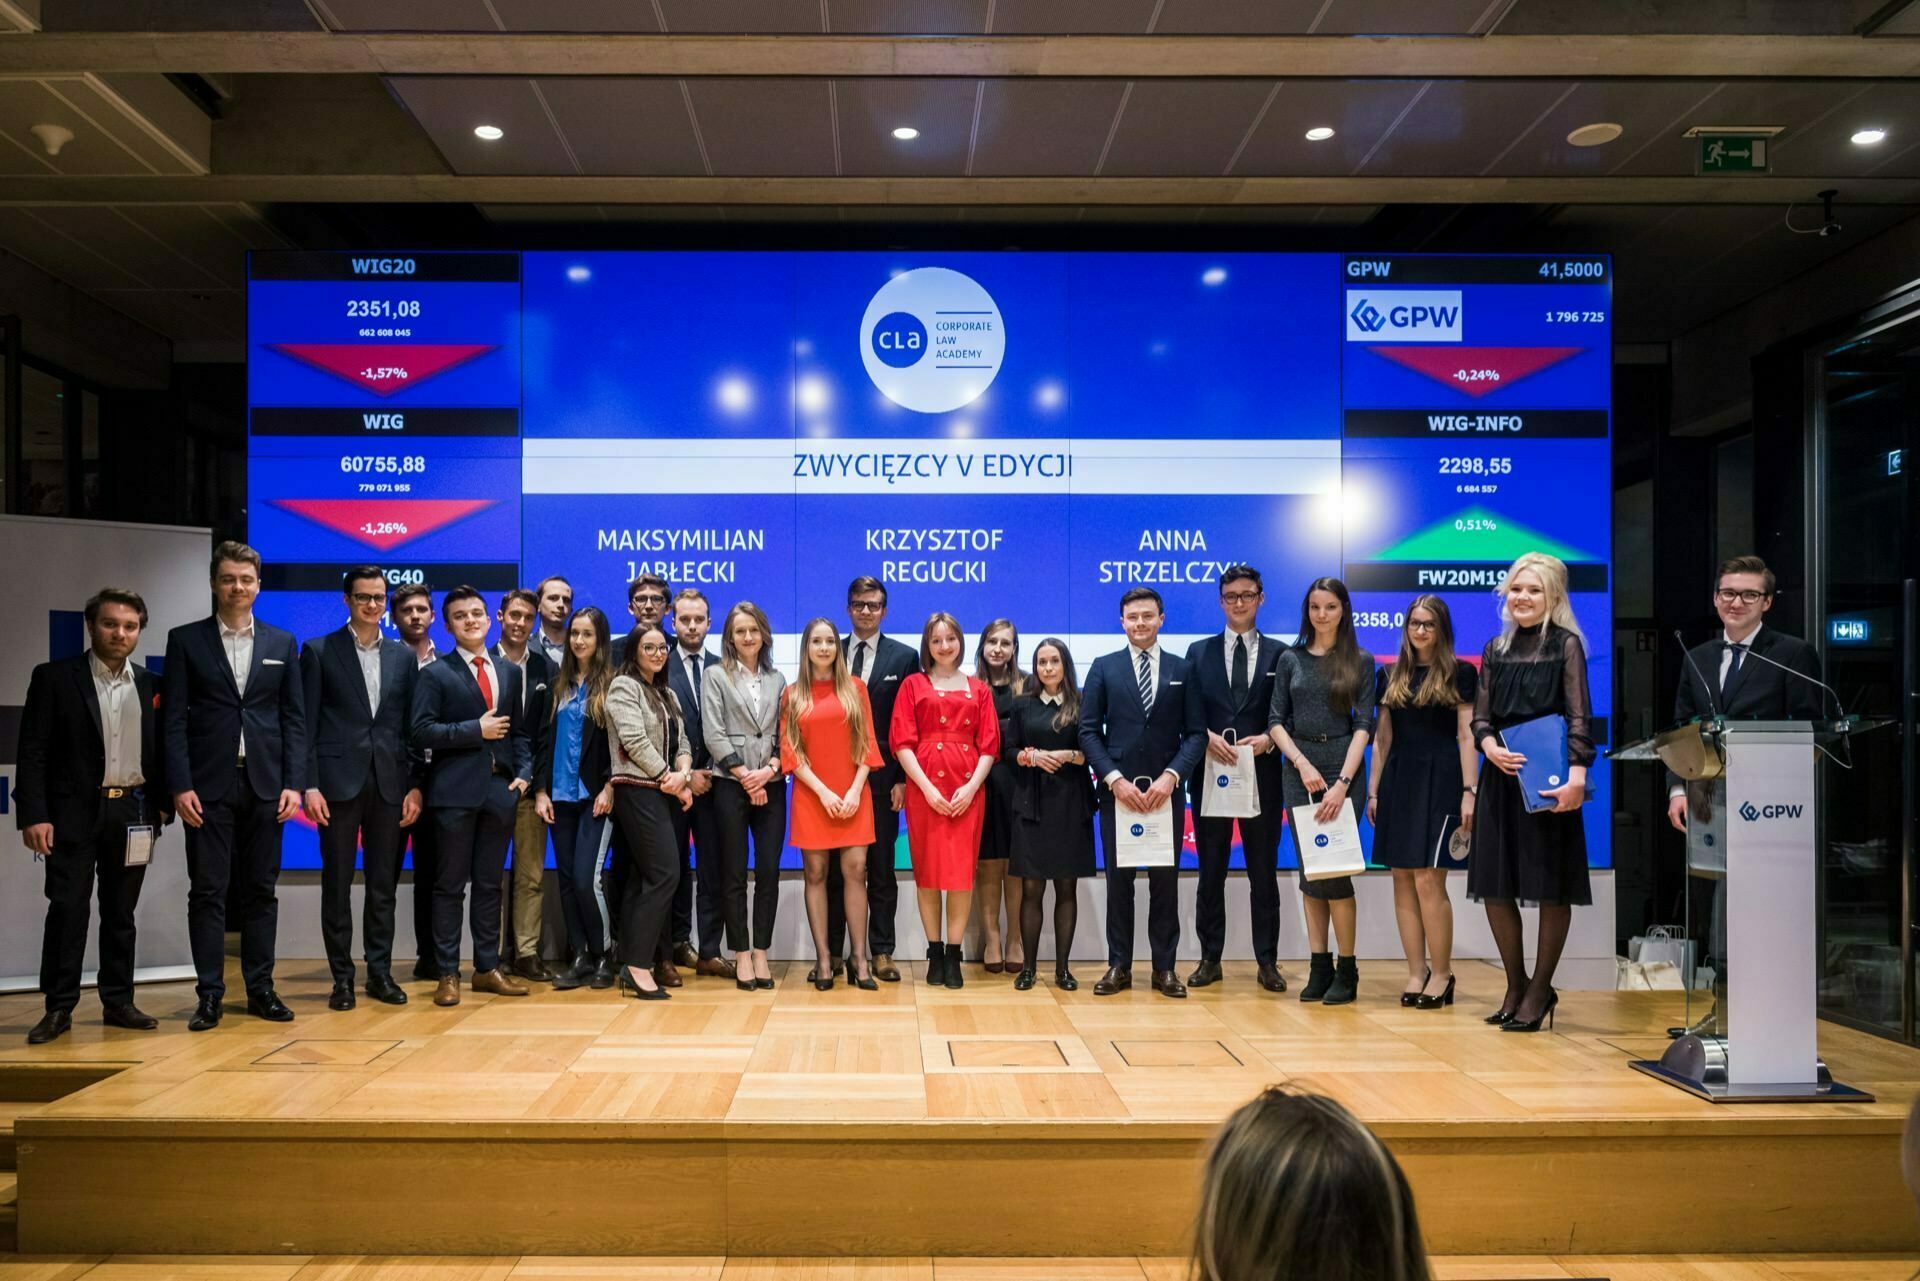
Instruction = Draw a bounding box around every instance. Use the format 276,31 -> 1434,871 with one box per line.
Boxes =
270,498 -> 496,552
1367,346 -> 1583,399
269,343 -> 496,397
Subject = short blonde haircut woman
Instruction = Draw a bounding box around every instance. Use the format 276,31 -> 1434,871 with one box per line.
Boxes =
1192,1086 -> 1430,1281
1494,551 -> 1585,653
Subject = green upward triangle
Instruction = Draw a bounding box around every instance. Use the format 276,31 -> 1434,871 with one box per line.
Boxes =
1372,505 -> 1595,563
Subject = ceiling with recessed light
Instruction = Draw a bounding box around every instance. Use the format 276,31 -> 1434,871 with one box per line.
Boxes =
0,0 -> 1917,351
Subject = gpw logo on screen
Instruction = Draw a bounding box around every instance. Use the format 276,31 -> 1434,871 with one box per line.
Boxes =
1344,290 -> 1464,342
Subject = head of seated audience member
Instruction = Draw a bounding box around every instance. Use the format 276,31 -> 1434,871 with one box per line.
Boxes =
1192,1086 -> 1430,1281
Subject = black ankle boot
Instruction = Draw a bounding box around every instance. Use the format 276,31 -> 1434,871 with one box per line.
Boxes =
944,943 -> 965,989
1299,952 -> 1335,1001
1323,955 -> 1359,1005
926,942 -> 947,987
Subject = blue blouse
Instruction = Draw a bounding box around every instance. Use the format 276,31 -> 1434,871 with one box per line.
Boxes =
552,684 -> 588,803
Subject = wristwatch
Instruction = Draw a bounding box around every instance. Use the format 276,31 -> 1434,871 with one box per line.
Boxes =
1335,774 -> 1352,788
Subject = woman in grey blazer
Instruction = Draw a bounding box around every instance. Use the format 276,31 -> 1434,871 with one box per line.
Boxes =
703,601 -> 789,992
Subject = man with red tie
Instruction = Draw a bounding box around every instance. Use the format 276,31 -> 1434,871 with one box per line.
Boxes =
410,587 -> 533,1007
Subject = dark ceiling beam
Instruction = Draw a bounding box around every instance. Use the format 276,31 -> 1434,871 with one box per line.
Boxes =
1,32 -> 1918,78
2,174 -> 1916,205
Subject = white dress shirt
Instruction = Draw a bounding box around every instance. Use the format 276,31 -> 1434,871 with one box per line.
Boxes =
1720,621 -> 1763,689
1103,642 -> 1165,787
90,651 -> 143,787
350,623 -> 382,714
1224,626 -> 1260,682
220,615 -> 254,760
458,646 -> 505,714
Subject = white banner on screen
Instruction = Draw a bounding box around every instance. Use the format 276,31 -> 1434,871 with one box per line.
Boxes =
0,515 -> 210,993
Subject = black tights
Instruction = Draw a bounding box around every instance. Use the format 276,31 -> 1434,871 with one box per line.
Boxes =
1018,877 -> 1078,973
1483,899 -> 1572,1021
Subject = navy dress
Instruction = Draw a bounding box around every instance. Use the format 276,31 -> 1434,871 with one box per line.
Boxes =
1371,663 -> 1477,871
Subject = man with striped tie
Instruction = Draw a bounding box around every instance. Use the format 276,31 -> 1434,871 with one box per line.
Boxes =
1079,587 -> 1205,999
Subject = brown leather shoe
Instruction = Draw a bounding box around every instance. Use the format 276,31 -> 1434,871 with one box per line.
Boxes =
1092,967 -> 1132,996
672,942 -> 700,970
1152,970 -> 1188,999
434,976 -> 461,1007
871,953 -> 901,983
515,955 -> 555,983
653,963 -> 684,989
470,969 -> 530,997
695,955 -> 738,979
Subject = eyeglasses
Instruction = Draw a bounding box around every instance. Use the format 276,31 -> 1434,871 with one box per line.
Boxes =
637,643 -> 671,655
631,593 -> 665,606
848,601 -> 884,613
350,593 -> 388,607
1220,591 -> 1261,604
1407,620 -> 1437,632
1716,589 -> 1768,605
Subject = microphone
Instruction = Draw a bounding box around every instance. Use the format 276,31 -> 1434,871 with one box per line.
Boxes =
1729,639 -> 1845,723
1673,629 -> 1722,721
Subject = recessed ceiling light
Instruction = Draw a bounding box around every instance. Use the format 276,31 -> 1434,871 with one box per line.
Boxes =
1567,122 -> 1624,147
892,126 -> 920,141
1852,127 -> 1888,146
565,265 -> 591,282
1201,266 -> 1228,286
473,124 -> 504,141
1304,126 -> 1335,142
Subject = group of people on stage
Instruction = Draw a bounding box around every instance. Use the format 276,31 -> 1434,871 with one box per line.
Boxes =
28,531 -> 1734,1044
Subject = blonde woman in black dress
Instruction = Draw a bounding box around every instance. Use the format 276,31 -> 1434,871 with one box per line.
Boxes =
1469,552 -> 1593,1033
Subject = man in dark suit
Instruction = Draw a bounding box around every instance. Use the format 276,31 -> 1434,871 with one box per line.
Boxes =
390,581 -> 442,980
493,588 -> 554,981
829,575 -> 918,982
1080,586 -> 1205,999
666,588 -> 727,980
164,541 -> 305,1031
1184,565 -> 1289,994
16,588 -> 171,1043
300,567 -> 423,1011
411,586 -> 533,1007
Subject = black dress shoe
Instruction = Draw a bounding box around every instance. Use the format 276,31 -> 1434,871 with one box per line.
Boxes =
1152,970 -> 1188,999
329,983 -> 356,1011
103,1003 -> 159,1030
1256,963 -> 1288,993
188,997 -> 223,1032
412,959 -> 439,982
1092,967 -> 1132,996
366,974 -> 409,1005
1187,958 -> 1222,988
247,989 -> 295,1022
27,1010 -> 72,1044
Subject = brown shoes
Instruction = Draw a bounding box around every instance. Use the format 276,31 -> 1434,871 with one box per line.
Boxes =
434,976 -> 461,1007
1151,970 -> 1188,999
514,955 -> 555,983
695,956 -> 737,979
672,942 -> 700,969
652,964 -> 684,989
1093,967 -> 1132,996
871,953 -> 901,983
471,969 -> 530,997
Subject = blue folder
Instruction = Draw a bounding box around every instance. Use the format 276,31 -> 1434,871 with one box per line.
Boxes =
1497,714 -> 1570,813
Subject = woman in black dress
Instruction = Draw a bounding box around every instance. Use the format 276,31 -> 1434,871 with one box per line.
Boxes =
1468,553 -> 1594,1032
973,619 -> 1025,973
1367,595 -> 1478,1011
1004,638 -> 1096,991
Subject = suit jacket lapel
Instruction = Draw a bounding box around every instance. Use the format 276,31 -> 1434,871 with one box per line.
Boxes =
243,621 -> 268,702
201,618 -> 242,699
328,628 -> 367,720
71,658 -> 105,748
455,651 -> 492,715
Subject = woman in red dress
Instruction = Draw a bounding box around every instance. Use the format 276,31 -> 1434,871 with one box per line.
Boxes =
780,617 -> 884,991
890,612 -> 1001,990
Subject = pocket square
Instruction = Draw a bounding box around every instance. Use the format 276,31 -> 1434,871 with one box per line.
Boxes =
262,658 -> 285,666
884,673 -> 900,681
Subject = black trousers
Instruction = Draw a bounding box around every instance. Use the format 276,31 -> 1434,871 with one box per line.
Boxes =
407,817 -> 438,964
1099,798 -> 1181,972
713,777 -> 787,952
670,787 -> 725,957
431,778 -> 516,977
41,789 -> 152,1015
828,773 -> 901,957
614,785 -> 681,971
1191,798 -> 1284,966
317,784 -> 405,985
185,767 -> 283,1001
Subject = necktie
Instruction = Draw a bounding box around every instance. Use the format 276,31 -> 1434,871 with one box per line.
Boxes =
852,641 -> 868,679
1723,642 -> 1746,692
472,655 -> 494,711
1230,633 -> 1249,704
1137,649 -> 1154,714
687,652 -> 703,697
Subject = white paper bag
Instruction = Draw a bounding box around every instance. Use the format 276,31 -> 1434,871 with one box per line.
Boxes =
1200,741 -> 1260,819
1292,798 -> 1365,881
1115,788 -> 1177,868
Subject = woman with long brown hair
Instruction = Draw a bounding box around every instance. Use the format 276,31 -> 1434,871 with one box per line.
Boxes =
1268,576 -> 1376,1006
891,612 -> 1001,990
972,618 -> 1025,974
780,616 -> 883,991
702,601 -> 786,992
605,622 -> 693,1001
535,605 -> 617,991
1367,595 -> 1478,1010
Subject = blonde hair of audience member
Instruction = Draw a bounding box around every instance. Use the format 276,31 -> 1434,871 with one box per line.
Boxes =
1192,1087 -> 1431,1281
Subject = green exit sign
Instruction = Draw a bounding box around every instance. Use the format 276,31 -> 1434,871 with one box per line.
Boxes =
1698,135 -> 1770,173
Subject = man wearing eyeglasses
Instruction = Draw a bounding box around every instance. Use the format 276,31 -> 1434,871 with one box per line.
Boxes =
300,567 -> 423,1010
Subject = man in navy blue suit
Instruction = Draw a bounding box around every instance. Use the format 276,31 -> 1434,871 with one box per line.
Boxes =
411,586 -> 533,1008
1184,565 -> 1290,994
300,566 -> 423,1011
1079,586 -> 1205,999
164,541 -> 306,1031
666,588 -> 726,980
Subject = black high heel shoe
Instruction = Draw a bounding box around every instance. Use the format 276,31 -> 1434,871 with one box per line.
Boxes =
1055,966 -> 1078,992
1415,973 -> 1456,1010
1501,989 -> 1557,1033
1485,988 -> 1525,1025
850,955 -> 878,992
1013,967 -> 1037,991
1400,968 -> 1431,1008
810,959 -> 835,992
622,965 -> 670,1001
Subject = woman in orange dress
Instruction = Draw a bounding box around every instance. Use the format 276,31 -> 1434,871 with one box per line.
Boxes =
780,616 -> 884,991
890,612 -> 1001,990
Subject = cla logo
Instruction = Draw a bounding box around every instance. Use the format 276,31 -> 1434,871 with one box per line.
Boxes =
1129,823 -> 1146,838
1548,773 -> 1562,786
1344,289 -> 1464,343
860,267 -> 1005,413
1739,801 -> 1805,821
1215,774 -> 1231,788
1314,834 -> 1330,848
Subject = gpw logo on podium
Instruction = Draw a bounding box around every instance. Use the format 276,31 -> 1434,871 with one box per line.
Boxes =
860,267 -> 1006,413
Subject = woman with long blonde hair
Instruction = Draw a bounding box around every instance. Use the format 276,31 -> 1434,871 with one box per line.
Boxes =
780,617 -> 883,990
702,601 -> 786,992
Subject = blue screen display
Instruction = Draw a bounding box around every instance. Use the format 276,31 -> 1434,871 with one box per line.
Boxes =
248,250 -> 1612,872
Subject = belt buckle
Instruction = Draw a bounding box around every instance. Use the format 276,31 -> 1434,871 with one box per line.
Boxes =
103,787 -> 126,799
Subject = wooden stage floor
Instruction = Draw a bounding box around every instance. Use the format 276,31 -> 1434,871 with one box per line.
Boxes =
3,958 -> 1919,1258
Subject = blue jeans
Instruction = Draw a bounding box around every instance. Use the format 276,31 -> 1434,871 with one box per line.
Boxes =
550,798 -> 612,957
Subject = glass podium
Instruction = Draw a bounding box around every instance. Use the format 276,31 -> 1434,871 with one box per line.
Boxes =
1610,717 -> 1885,1102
